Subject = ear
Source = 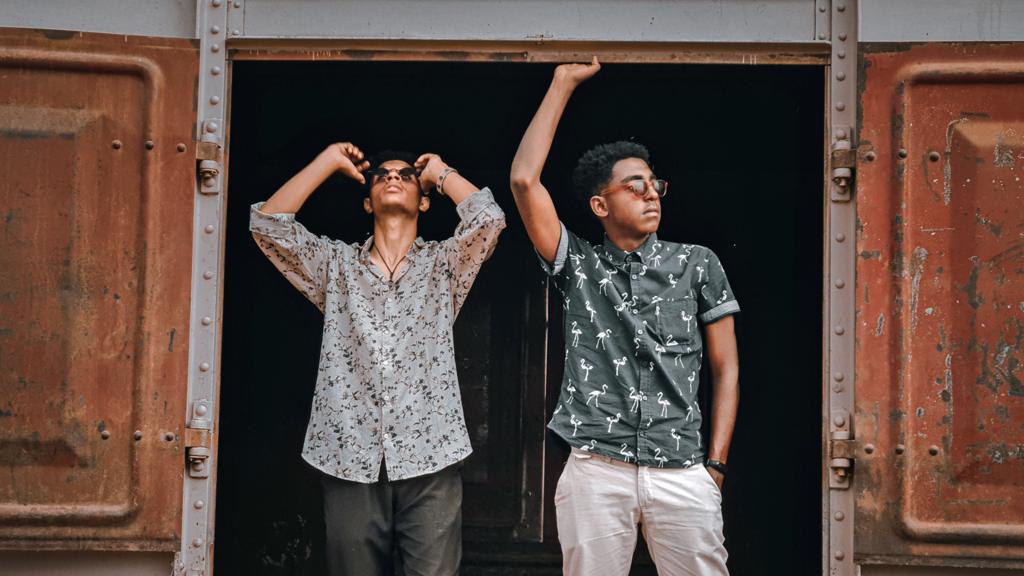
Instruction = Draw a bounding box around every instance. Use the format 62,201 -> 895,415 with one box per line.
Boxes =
363,197 -> 373,214
418,195 -> 431,213
589,195 -> 609,218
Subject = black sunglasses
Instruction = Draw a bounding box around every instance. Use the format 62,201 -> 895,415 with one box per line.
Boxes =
367,166 -> 419,183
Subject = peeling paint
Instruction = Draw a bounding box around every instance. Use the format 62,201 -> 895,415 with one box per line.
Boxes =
876,313 -> 886,336
909,246 -> 929,329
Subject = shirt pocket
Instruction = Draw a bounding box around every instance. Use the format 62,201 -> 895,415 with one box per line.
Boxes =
659,298 -> 703,353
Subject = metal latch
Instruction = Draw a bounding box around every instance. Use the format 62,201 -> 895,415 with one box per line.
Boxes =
196,119 -> 223,195
830,127 -> 856,203
186,400 -> 213,478
829,431 -> 854,489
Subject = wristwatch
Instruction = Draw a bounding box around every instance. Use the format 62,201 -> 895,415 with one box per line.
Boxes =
706,459 -> 728,475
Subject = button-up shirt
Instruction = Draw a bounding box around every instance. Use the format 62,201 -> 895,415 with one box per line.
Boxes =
541,223 -> 739,468
250,189 -> 506,483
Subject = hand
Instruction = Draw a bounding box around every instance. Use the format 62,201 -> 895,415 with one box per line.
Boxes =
414,153 -> 448,191
324,142 -> 370,184
707,466 -> 725,491
553,56 -> 601,90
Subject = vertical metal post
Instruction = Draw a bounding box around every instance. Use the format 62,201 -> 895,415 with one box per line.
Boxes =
176,1 -> 239,574
826,0 -> 857,575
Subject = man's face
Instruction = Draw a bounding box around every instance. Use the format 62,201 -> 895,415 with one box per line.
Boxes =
365,159 -> 427,216
591,157 -> 662,236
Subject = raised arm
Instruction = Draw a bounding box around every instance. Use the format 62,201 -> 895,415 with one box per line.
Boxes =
260,142 -> 369,214
510,57 -> 600,262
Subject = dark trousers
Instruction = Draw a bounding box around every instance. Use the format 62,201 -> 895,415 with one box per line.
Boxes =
321,464 -> 462,576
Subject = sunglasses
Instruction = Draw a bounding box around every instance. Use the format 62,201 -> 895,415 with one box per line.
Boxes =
367,166 -> 419,183
600,178 -> 669,198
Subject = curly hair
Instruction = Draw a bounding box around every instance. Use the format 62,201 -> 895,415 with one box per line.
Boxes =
571,141 -> 651,207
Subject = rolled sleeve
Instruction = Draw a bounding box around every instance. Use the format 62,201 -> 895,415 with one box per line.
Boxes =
445,188 -> 507,317
697,248 -> 740,324
249,202 -> 333,311
536,222 -> 569,276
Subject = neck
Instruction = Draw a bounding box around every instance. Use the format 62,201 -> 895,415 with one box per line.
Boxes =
372,213 -> 418,259
605,228 -> 651,254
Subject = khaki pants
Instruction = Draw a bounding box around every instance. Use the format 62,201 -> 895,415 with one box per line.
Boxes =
555,448 -> 729,576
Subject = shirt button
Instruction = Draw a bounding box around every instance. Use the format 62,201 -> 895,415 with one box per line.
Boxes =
631,274 -> 638,280
637,329 -> 643,335
383,433 -> 391,440
632,309 -> 639,314
382,394 -> 390,402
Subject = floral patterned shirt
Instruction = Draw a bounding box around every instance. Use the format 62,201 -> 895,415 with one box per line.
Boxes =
541,224 -> 739,468
250,189 -> 505,483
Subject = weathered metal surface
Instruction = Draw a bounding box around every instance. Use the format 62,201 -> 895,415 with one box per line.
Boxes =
0,28 -> 197,550
856,43 -> 1024,567
861,0 -> 1024,43
0,0 -> 196,39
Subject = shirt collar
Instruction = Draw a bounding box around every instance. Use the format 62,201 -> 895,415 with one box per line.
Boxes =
358,236 -> 426,264
602,232 -> 660,266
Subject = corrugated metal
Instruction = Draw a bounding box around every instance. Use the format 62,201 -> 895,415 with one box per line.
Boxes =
0,0 -> 196,39
0,29 -> 198,550
856,43 -> 1024,569
861,0 -> 1024,42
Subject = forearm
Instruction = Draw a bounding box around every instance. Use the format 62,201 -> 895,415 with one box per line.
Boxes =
261,150 -> 338,214
707,363 -> 739,463
438,171 -> 480,206
510,79 -> 573,191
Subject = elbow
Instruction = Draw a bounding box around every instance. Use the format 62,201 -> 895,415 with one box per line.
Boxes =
509,174 -> 536,195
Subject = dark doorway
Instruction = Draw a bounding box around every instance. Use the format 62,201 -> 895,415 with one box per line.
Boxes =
216,60 -> 823,575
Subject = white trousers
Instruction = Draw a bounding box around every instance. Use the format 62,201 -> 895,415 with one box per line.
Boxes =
555,448 -> 729,576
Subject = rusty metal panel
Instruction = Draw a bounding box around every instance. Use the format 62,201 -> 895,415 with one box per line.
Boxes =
0,29 -> 198,550
856,43 -> 1024,568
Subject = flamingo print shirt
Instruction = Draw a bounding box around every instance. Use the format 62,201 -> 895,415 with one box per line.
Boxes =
541,223 -> 739,468
250,189 -> 505,483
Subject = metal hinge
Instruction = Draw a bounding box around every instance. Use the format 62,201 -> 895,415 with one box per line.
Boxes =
830,126 -> 856,202
186,400 -> 213,479
196,119 -> 223,195
829,432 -> 854,489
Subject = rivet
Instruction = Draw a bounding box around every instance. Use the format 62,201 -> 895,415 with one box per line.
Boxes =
865,151 -> 877,162
835,325 -> 845,335
834,550 -> 845,560
177,143 -> 187,153
818,33 -> 826,40
164,432 -> 175,442
865,444 -> 875,454
134,430 -> 143,441
203,270 -> 214,280
833,415 -> 846,427
836,71 -> 846,81
199,362 -> 211,372
832,384 -> 844,393
837,50 -> 846,59
836,233 -> 846,242
897,148 -> 908,159
212,0 -> 222,5
204,224 -> 215,234
211,66 -> 222,76
111,139 -> 122,149
234,0 -> 241,6
836,129 -> 847,139
835,279 -> 845,288
928,445 -> 940,456
834,511 -> 845,521
835,102 -> 846,111
192,538 -> 204,547
202,316 -> 213,326
203,176 -> 217,188
211,43 -> 221,53
210,25 -> 220,34
100,430 -> 111,440
232,29 -> 240,36
145,140 -> 155,150
196,404 -> 209,416
206,122 -> 219,134
210,95 -> 221,105
838,32 -> 847,41
837,4 -> 846,12
928,151 -> 941,162
834,372 -> 845,382
895,444 -> 905,454
818,4 -> 826,12
194,500 -> 205,509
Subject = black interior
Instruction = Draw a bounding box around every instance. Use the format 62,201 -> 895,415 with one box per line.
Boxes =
216,60 -> 824,575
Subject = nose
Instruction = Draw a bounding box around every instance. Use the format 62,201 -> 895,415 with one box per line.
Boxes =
384,171 -> 402,183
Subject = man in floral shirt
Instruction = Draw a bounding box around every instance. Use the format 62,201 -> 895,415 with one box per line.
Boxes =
251,142 -> 505,575
510,59 -> 739,575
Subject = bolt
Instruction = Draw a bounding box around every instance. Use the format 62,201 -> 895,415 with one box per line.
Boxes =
199,362 -> 211,372
204,224 -> 215,234
194,500 -> 205,509
818,33 -> 826,40
836,129 -> 847,139
865,444 -> 875,454
177,143 -> 187,153
928,151 -> 941,162
835,102 -> 846,112
833,415 -> 846,427
196,404 -> 208,416
865,151 -> 877,162
837,4 -> 846,12
211,66 -> 222,76
836,233 -> 846,242
929,445 -> 940,456
895,444 -> 905,455
835,279 -> 845,288
232,29 -> 240,36
210,95 -> 221,105
210,25 -> 220,34
134,430 -> 143,441
211,43 -> 221,53
145,140 -> 155,150
834,372 -> 845,382
818,4 -> 826,12
834,325 -> 845,335
111,139 -> 122,149
834,511 -> 845,521
100,430 -> 111,440
192,538 -> 204,547
837,50 -> 846,59
838,32 -> 847,41
832,384 -> 844,393
212,0 -> 222,5
164,432 -> 175,442
203,270 -> 214,280
897,148 -> 908,159
836,71 -> 845,81
206,122 -> 219,133
234,0 -> 241,6
202,316 -> 213,326
835,550 -> 845,560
